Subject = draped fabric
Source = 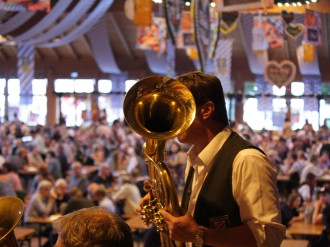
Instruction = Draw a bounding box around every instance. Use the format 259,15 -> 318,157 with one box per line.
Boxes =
6,0 -> 72,44
0,3 -> 26,11
303,75 -> 321,111
109,94 -> 125,108
213,39 -> 234,93
41,0 -> 114,48
166,39 -> 176,78
255,75 -> 273,111
294,13 -> 321,76
145,50 -> 168,75
239,13 -> 269,75
25,0 -> 96,45
0,12 -> 36,35
110,73 -> 127,94
88,18 -> 121,74
17,44 -> 34,94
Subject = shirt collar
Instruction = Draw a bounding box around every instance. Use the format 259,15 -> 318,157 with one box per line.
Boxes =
187,125 -> 232,169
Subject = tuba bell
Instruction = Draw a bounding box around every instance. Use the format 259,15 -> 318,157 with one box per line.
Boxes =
124,76 -> 196,247
0,196 -> 25,247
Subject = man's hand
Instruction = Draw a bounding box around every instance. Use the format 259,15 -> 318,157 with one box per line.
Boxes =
136,179 -> 153,214
160,209 -> 199,243
136,193 -> 150,214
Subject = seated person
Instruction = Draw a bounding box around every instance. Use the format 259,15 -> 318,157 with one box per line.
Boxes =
0,165 -> 17,197
298,172 -> 317,204
91,162 -> 114,188
311,204 -> 330,247
93,185 -> 116,213
68,161 -> 89,195
51,178 -> 70,214
280,191 -> 304,227
29,165 -> 55,195
112,174 -> 141,215
24,180 -> 57,223
313,187 -> 330,225
52,206 -> 134,247
63,187 -> 94,215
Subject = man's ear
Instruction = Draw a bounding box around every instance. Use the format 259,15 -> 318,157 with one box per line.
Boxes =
199,101 -> 215,120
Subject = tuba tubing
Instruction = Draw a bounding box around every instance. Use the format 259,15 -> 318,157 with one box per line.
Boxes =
124,76 -> 196,247
0,196 -> 25,247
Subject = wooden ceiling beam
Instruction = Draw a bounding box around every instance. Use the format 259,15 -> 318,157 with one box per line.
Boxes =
80,35 -> 93,55
66,43 -> 80,60
50,47 -> 61,60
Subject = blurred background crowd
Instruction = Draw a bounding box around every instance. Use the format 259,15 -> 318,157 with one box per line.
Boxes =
0,116 -> 330,245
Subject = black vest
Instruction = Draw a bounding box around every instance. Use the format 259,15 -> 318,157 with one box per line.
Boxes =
182,131 -> 264,230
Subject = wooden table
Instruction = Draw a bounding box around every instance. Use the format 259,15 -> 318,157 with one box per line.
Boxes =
287,221 -> 324,237
126,215 -> 150,247
18,167 -> 38,176
125,215 -> 150,231
66,166 -> 98,177
280,239 -> 309,247
277,175 -> 290,182
29,214 -> 62,247
14,226 -> 36,247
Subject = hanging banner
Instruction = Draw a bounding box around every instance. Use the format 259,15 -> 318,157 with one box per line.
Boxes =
253,15 -> 284,50
220,11 -> 239,35
296,43 -> 320,75
164,0 -> 183,45
304,9 -> 322,46
166,38 -> 176,77
303,42 -> 315,62
176,11 -> 195,49
208,6 -> 221,58
133,0 -> 152,26
136,17 -> 167,53
193,0 -> 211,72
0,0 -> 50,12
213,39 -> 234,93
17,44 -> 35,94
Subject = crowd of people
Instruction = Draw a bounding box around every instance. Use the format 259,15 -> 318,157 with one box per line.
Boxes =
0,72 -> 330,246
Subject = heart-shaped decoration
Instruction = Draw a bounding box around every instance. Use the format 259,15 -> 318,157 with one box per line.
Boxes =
281,10 -> 294,25
220,12 -> 239,35
285,23 -> 304,39
264,60 -> 296,88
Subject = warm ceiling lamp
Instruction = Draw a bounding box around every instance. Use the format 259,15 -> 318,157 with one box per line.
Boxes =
274,0 -> 318,6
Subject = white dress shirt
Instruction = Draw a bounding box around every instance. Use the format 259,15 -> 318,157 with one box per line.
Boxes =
185,126 -> 286,247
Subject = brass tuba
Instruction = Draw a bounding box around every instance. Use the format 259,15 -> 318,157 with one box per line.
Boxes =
0,196 -> 25,247
124,76 -> 196,246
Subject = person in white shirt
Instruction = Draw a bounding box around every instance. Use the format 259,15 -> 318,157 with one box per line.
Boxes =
93,185 -> 116,213
112,174 -> 141,215
137,71 -> 285,247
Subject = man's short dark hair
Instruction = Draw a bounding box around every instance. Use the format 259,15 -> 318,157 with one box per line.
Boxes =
176,71 -> 229,125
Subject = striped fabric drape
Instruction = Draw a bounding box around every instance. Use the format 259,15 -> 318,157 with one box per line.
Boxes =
303,75 -> 321,111
0,3 -> 26,11
239,13 -> 269,75
256,75 -> 273,111
166,39 -> 176,78
87,18 -> 121,74
17,44 -> 35,94
213,39 -> 234,93
0,12 -> 36,35
41,0 -> 114,48
145,50 -> 168,75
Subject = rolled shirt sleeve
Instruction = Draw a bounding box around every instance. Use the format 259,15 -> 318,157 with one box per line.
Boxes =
233,149 -> 286,247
